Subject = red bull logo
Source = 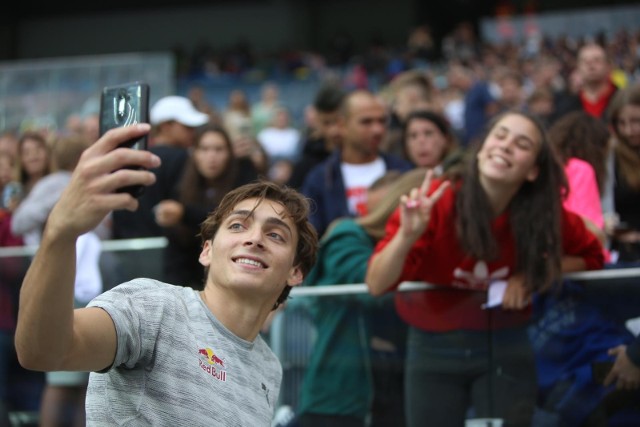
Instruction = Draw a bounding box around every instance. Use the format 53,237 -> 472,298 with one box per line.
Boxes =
198,347 -> 225,367
198,347 -> 227,382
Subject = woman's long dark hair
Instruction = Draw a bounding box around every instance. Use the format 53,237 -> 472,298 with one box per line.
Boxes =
547,110 -> 610,194
447,111 -> 567,293
178,124 -> 238,209
169,125 -> 238,249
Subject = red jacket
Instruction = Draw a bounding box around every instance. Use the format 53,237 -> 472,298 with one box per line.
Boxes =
371,180 -> 605,332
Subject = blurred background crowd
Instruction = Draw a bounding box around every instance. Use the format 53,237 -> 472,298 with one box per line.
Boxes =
2,0 -> 640,426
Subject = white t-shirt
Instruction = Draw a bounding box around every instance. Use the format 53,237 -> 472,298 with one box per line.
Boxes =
257,127 -> 301,162
74,231 -> 103,305
340,157 -> 386,217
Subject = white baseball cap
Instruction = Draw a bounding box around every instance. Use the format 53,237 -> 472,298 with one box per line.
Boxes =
150,95 -> 210,127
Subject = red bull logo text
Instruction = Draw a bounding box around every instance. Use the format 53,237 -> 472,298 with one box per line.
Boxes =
198,347 -> 227,382
198,359 -> 227,381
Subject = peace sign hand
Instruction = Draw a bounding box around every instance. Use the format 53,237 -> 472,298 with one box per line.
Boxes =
399,169 -> 450,242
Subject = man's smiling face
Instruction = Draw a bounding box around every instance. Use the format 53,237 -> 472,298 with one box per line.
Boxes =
199,197 -> 303,302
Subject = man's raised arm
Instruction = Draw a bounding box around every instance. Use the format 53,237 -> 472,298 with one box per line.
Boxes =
15,124 -> 160,373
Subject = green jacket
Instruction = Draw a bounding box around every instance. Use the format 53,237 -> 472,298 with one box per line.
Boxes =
296,218 -> 390,419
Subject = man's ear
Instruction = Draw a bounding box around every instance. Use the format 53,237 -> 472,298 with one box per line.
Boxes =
287,265 -> 304,287
199,240 -> 212,267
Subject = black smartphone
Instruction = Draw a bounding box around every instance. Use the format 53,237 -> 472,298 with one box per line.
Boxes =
99,81 -> 150,197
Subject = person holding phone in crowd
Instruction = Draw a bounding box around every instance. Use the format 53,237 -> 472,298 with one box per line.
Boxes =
14,124 -> 318,426
366,111 -> 605,427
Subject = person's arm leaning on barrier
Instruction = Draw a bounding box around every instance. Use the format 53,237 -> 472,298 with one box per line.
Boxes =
15,124 -> 160,373
365,170 -> 449,296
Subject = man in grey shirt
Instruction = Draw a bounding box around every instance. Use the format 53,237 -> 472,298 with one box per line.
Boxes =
14,123 -> 318,426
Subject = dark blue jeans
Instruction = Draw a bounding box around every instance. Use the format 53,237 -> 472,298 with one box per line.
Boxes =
404,325 -> 537,427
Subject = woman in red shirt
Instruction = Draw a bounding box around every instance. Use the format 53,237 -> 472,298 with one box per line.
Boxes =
366,111 -> 604,427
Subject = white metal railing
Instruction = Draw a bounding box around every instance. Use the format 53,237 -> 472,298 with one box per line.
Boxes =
0,237 -> 637,294
0,237 -> 168,258
289,268 -> 640,297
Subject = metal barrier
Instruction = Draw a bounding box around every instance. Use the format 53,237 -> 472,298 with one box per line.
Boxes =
0,237 -> 168,258
273,268 -> 640,423
286,268 -> 640,296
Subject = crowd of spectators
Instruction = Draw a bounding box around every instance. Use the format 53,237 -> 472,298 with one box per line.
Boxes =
175,22 -> 639,89
1,20 -> 640,426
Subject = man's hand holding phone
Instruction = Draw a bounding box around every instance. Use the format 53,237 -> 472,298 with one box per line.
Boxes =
44,124 -> 160,242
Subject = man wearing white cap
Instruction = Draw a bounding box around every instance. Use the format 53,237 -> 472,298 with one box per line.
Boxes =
150,95 -> 210,147
111,95 -> 209,240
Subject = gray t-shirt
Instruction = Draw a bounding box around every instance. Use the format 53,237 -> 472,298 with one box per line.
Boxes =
86,278 -> 281,426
